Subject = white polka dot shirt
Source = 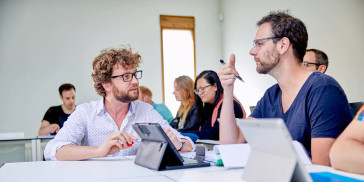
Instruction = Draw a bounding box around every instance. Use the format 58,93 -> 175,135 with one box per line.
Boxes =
44,98 -> 195,160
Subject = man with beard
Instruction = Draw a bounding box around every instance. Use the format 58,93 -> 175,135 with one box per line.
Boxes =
44,46 -> 194,161
218,11 -> 353,166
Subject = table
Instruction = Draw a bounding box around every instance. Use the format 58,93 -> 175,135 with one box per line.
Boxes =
1,156 -> 364,182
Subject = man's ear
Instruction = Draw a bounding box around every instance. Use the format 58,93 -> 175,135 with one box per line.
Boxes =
277,37 -> 290,55
317,65 -> 327,73
59,94 -> 63,100
102,82 -> 112,92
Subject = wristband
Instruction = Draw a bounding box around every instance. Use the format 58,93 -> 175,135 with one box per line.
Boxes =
177,141 -> 186,151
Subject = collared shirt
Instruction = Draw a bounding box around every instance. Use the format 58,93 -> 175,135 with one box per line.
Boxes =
44,98 -> 195,160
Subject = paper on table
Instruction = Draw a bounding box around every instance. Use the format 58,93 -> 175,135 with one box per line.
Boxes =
180,152 -> 196,159
213,141 -> 311,169
214,144 -> 251,169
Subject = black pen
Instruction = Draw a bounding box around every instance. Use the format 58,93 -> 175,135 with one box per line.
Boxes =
220,59 -> 245,83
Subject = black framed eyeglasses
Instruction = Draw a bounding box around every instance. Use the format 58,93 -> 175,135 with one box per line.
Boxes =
194,85 -> 211,95
111,70 -> 142,82
302,62 -> 321,68
252,36 -> 280,48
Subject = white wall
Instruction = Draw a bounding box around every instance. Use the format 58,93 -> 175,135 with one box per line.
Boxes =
0,0 -> 363,137
221,0 -> 364,114
0,0 -> 222,137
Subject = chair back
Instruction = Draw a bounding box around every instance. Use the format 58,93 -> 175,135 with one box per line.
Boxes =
249,106 -> 256,113
349,102 -> 364,115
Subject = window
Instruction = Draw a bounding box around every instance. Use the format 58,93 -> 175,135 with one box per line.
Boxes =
160,15 -> 196,116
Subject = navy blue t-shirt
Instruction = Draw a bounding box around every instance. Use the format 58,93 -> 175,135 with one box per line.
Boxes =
250,72 -> 353,153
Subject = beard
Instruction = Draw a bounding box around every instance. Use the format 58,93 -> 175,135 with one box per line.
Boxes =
256,47 -> 280,74
112,83 -> 139,103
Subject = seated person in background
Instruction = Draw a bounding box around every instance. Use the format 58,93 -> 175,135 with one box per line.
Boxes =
38,83 -> 76,136
190,70 -> 246,140
170,75 -> 199,132
44,46 -> 194,161
218,11 -> 353,166
138,86 -> 174,123
302,49 -> 329,73
330,105 -> 364,174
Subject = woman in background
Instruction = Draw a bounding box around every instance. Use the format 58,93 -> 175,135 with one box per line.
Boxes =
192,70 -> 246,140
170,75 -> 198,132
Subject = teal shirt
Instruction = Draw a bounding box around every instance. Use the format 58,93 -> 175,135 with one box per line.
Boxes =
152,102 -> 174,123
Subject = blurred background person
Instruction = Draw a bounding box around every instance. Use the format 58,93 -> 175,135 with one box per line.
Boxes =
302,49 -> 329,73
191,70 -> 246,140
170,75 -> 198,132
138,86 -> 174,123
38,83 -> 76,135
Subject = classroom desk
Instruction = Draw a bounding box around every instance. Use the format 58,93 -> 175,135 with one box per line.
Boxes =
1,156 -> 364,182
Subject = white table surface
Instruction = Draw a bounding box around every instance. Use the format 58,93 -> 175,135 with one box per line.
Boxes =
1,156 -> 364,182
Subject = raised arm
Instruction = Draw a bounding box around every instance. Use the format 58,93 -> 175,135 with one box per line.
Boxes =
218,54 -> 246,144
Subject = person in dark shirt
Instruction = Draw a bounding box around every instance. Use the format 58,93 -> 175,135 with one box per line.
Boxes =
38,83 -> 76,135
218,11 -> 352,166
189,70 -> 246,140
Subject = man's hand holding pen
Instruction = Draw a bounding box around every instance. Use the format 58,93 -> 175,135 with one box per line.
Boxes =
218,54 -> 242,92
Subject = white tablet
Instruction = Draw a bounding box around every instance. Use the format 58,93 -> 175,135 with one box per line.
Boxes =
237,118 -> 312,182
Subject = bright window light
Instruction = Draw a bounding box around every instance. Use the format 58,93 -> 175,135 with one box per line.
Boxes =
163,29 -> 195,116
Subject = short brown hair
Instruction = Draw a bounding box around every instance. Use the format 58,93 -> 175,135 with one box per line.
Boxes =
139,86 -> 152,98
58,83 -> 75,95
307,49 -> 329,72
257,10 -> 308,62
91,46 -> 142,97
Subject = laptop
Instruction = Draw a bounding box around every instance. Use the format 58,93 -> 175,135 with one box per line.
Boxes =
132,123 -> 210,170
236,118 -> 313,182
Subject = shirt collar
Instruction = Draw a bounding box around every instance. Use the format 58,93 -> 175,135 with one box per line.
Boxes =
95,98 -> 105,115
97,98 -> 136,116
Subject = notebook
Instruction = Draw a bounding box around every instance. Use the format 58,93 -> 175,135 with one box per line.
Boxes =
132,123 -> 210,170
237,118 -> 313,182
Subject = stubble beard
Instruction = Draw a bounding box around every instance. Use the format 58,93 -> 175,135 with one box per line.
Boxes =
113,84 -> 139,103
256,47 -> 280,74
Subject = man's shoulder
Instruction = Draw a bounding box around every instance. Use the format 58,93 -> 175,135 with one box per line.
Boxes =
133,100 -> 154,111
74,99 -> 103,112
153,102 -> 167,109
46,105 -> 62,113
307,72 -> 340,87
303,72 -> 345,96
261,84 -> 281,100
48,105 -> 62,110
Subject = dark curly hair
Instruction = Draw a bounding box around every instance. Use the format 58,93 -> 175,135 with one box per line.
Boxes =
91,46 -> 142,97
257,10 -> 308,62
